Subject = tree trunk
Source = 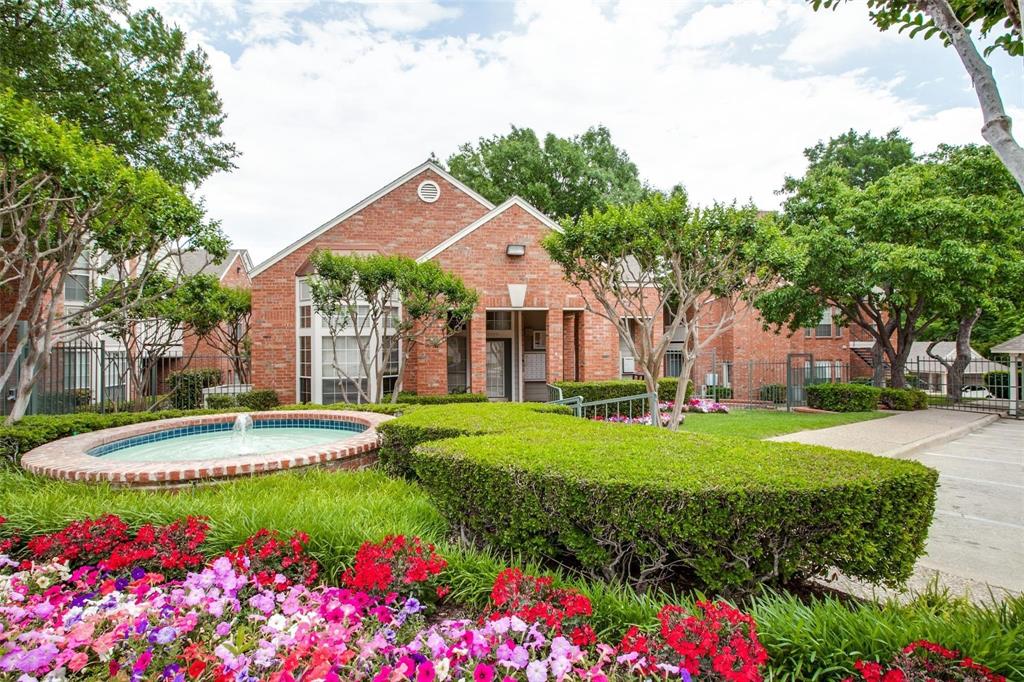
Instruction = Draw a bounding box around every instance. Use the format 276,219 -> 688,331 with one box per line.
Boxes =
925,0 -> 1024,192
6,337 -> 48,424
871,344 -> 886,387
928,308 -> 983,402
667,359 -> 695,430
641,369 -> 662,427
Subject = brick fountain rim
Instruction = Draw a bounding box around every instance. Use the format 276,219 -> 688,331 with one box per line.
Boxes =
19,410 -> 392,487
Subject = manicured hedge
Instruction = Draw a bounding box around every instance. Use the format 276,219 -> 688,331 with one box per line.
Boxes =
275,402 -> 410,415
552,378 -> 693,404
205,394 -> 236,409
759,384 -> 787,404
0,408 -> 250,465
395,392 -> 488,405
235,389 -> 280,411
879,387 -> 928,411
380,404 -> 937,595
167,368 -> 222,409
806,383 -> 881,412
704,386 -> 733,400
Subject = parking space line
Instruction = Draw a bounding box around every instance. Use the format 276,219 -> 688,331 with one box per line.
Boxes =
920,452 -> 1021,465
934,509 -> 1024,530
939,474 -> 1024,490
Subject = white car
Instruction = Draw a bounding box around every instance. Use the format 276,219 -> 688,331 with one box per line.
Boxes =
961,385 -> 994,399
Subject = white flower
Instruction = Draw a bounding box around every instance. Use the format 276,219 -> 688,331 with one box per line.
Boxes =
434,658 -> 451,681
267,614 -> 287,631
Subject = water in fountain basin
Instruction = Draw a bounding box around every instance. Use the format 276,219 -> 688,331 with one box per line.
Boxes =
231,413 -> 255,454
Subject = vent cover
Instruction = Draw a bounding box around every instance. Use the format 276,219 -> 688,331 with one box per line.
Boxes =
417,180 -> 440,203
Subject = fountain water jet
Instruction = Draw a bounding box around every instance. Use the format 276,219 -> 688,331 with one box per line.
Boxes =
231,413 -> 254,454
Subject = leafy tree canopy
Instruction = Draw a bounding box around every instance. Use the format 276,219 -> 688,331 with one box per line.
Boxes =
0,0 -> 237,186
445,125 -> 645,220
784,128 -> 915,193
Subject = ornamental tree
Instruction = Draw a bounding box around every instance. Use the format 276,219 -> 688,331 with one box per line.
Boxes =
446,125 -> 646,220
544,191 -> 771,429
0,91 -> 226,422
308,253 -> 477,404
809,0 -> 1024,191
175,275 -> 253,382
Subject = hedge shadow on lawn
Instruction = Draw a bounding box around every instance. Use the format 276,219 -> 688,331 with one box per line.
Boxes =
379,403 -> 938,596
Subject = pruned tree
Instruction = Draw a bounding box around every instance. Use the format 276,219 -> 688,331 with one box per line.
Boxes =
176,275 -> 252,383
810,0 -> 1024,191
308,252 -> 477,404
544,191 -> 771,428
0,92 -> 226,422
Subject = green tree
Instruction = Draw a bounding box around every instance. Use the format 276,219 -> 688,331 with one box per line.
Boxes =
809,0 -> 1023,191
445,125 -> 645,219
0,91 -> 225,422
175,275 -> 252,382
783,128 -> 914,192
308,253 -> 477,403
544,191 -> 771,428
0,0 -> 237,186
758,142 -> 1024,390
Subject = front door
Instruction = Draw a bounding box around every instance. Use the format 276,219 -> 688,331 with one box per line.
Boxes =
486,339 -> 512,401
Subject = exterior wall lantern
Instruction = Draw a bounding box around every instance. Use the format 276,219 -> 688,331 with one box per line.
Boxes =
506,244 -> 526,257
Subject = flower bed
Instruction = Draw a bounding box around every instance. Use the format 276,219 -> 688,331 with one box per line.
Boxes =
591,400 -> 729,426
0,515 -> 1006,682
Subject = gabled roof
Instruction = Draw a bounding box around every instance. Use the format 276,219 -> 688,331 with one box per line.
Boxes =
251,161 -> 495,278
180,248 -> 252,280
992,332 -> 1024,354
416,196 -> 563,263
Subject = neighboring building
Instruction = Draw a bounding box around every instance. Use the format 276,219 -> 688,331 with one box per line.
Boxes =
903,341 -> 1008,394
249,161 -> 622,404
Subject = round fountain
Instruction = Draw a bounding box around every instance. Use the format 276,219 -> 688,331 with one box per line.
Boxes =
19,410 -> 392,486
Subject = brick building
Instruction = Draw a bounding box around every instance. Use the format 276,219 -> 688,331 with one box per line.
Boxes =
249,161 -> 622,404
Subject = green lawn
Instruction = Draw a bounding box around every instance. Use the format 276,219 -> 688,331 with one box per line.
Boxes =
679,409 -> 888,439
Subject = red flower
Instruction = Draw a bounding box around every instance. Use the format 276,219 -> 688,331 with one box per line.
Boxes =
341,535 -> 446,598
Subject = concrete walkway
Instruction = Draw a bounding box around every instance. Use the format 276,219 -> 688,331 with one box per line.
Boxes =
774,409 -> 1022,601
768,408 -> 996,457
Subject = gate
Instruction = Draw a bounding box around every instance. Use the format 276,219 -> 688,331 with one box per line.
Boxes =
785,353 -> 814,409
910,354 -> 1020,419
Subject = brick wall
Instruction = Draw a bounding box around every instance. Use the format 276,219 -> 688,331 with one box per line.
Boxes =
182,252 -> 253,377
250,169 -> 493,402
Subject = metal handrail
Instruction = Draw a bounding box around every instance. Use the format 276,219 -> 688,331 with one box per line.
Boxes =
579,392 -> 660,425
546,395 -> 583,417
546,384 -> 564,402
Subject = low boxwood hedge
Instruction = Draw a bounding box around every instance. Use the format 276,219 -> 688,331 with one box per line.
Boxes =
235,389 -> 280,411
552,378 -> 693,404
395,392 -> 488,405
806,383 -> 881,412
380,404 -> 937,595
879,387 -> 928,411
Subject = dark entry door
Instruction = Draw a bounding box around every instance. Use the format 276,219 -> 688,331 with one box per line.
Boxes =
486,339 -> 512,401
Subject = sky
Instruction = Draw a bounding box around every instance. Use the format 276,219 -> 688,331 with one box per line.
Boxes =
139,0 -> 1024,265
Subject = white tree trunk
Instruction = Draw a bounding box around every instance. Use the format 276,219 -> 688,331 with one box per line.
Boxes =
925,0 -> 1024,192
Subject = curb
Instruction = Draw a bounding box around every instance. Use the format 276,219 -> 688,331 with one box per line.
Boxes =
885,412 -> 1000,459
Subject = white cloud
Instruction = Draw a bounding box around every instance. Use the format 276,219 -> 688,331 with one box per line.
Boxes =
363,1 -> 461,32
153,0 -> 1008,263
780,2 -> 895,64
674,0 -> 786,49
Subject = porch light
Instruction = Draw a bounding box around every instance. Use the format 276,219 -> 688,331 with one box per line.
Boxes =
506,244 -> 526,257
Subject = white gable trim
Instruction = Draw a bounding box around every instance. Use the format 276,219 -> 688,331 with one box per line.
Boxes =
416,196 -> 562,263
251,161 -> 495,278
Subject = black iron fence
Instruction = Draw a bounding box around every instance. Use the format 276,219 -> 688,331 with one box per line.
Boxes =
665,351 -> 864,408
906,355 -> 1020,417
1,339 -> 250,417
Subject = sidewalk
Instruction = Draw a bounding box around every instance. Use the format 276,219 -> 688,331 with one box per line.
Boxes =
771,409 -> 1021,603
768,408 -> 996,456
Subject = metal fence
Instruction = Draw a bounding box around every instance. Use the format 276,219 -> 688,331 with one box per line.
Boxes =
1,339 -> 250,417
906,355 -> 1020,417
665,351 -> 863,408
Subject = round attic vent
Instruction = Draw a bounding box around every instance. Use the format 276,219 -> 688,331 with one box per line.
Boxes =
417,180 -> 440,203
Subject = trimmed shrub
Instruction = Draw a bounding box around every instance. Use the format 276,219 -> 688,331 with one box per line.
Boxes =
759,384 -> 787,404
274,402 -> 410,415
0,408 -> 249,465
704,385 -> 733,400
849,377 -> 874,386
167,368 -> 222,410
806,383 -> 880,412
204,394 -> 237,409
395,392 -> 488,405
236,389 -> 280,411
880,387 -> 928,411
381,404 -> 937,595
553,378 -> 693,404
983,370 -> 1023,400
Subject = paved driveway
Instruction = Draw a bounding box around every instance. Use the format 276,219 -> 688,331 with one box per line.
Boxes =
912,419 -> 1023,593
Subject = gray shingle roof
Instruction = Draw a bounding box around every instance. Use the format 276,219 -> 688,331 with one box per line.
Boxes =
992,332 -> 1024,354
179,249 -> 251,280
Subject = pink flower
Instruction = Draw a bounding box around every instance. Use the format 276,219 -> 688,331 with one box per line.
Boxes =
474,663 -> 496,682
416,661 -> 436,682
